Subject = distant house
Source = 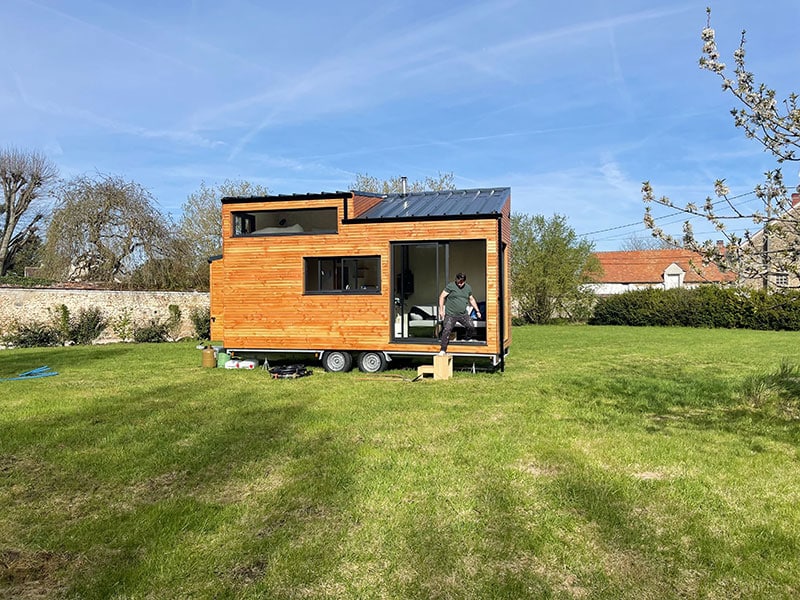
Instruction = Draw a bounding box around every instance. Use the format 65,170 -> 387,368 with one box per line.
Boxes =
589,249 -> 736,296
737,192 -> 800,290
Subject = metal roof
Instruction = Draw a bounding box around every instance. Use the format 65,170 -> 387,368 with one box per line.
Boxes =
353,187 -> 510,220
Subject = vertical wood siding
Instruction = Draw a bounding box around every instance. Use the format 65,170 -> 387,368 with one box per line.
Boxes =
213,198 -> 509,357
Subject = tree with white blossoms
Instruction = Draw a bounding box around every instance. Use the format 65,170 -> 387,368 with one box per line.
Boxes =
643,8 -> 800,289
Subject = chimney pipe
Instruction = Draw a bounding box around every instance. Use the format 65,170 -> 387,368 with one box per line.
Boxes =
400,176 -> 407,196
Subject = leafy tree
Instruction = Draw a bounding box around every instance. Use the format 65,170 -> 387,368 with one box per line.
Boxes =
42,173 -> 170,283
0,148 -> 58,275
351,172 -> 456,194
643,8 -> 800,289
511,213 -> 601,324
4,232 -> 43,276
177,179 -> 269,289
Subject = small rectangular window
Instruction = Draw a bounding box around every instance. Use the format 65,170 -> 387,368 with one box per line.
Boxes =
305,256 -> 380,294
233,207 -> 337,236
775,273 -> 789,287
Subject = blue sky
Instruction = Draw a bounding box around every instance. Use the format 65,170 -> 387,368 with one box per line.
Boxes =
3,0 -> 799,250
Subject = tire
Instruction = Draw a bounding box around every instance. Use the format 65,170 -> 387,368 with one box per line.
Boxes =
357,351 -> 387,373
321,350 -> 353,373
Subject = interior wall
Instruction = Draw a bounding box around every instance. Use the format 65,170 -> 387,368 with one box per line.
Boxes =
449,240 -> 486,302
401,240 -> 487,307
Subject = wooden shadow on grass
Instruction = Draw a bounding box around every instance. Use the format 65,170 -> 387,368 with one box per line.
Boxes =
569,364 -> 800,446
543,458 -> 800,596
4,376 -> 360,598
394,450 -> 799,597
0,344 -> 136,379
397,475 -> 555,598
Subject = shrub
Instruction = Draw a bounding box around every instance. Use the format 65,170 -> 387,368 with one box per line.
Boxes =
190,306 -> 211,340
70,307 -> 107,345
55,304 -> 71,342
110,307 -> 134,342
49,304 -> 107,345
0,274 -> 54,287
589,287 -> 800,331
3,320 -> 62,348
740,359 -> 800,420
746,290 -> 800,331
133,319 -> 168,343
166,304 -> 182,341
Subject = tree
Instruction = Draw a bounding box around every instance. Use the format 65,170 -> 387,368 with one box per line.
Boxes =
619,233 -> 675,251
643,8 -> 800,289
350,172 -> 456,194
177,179 -> 269,289
511,213 -> 601,324
126,233 -> 201,290
42,173 -> 170,283
0,148 -> 58,276
5,232 -> 43,276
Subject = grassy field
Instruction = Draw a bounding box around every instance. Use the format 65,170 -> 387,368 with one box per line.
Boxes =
1,325 -> 799,599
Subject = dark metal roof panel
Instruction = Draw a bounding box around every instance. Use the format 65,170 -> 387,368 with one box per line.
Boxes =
354,187 -> 510,220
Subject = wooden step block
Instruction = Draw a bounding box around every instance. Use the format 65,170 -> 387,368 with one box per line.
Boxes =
417,354 -> 453,380
417,364 -> 435,377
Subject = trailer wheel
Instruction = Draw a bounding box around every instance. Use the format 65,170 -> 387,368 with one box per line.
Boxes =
321,351 -> 353,373
357,351 -> 387,373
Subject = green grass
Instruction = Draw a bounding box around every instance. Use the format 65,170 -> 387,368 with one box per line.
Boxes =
1,326 -> 799,599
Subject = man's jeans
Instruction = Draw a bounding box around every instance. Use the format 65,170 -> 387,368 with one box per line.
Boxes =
439,313 -> 477,352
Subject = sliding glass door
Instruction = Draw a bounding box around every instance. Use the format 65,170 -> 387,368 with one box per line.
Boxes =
391,240 -> 486,342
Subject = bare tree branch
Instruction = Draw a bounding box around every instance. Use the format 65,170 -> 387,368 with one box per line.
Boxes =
0,147 -> 58,275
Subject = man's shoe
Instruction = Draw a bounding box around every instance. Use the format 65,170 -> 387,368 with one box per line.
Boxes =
438,350 -> 446,355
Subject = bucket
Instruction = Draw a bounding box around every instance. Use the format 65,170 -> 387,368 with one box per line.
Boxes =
217,351 -> 230,368
201,346 -> 217,368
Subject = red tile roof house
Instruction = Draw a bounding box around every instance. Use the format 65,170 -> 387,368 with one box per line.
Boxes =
589,249 -> 736,296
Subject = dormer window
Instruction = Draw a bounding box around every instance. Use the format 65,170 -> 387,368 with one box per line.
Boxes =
663,263 -> 685,289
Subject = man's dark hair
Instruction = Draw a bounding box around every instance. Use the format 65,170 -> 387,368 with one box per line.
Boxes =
455,272 -> 466,282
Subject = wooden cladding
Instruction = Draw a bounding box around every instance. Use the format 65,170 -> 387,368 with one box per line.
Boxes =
213,197 -> 510,357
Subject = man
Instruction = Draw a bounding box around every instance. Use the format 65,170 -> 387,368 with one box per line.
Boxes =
438,272 -> 481,354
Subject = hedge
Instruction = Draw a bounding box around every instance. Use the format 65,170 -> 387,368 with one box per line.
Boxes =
589,287 -> 800,331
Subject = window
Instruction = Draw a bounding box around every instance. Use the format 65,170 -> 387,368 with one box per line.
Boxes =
775,273 -> 789,287
391,240 -> 487,342
305,256 -> 381,293
233,207 -> 337,236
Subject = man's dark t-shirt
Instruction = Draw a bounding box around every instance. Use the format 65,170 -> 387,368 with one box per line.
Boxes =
443,281 -> 472,316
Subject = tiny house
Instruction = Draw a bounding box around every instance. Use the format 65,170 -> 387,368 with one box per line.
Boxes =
209,187 -> 511,372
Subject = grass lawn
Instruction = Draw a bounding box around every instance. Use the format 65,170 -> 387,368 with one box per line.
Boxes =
1,325 -> 799,599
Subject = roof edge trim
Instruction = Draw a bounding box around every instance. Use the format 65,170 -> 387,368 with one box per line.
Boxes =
221,191 -> 354,204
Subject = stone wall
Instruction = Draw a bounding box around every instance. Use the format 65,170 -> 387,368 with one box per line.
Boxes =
0,287 -> 210,343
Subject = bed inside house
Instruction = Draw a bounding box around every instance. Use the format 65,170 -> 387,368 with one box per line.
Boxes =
404,303 -> 486,340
